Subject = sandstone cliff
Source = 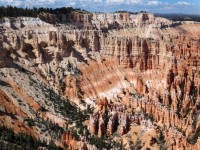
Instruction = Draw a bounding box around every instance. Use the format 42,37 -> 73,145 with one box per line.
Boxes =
0,12 -> 199,149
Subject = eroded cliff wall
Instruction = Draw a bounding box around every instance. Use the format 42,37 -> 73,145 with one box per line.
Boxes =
0,12 -> 199,149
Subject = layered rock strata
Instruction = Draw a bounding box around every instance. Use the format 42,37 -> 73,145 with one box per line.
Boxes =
0,11 -> 199,149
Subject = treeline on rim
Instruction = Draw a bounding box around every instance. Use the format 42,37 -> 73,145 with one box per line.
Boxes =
0,6 -> 81,18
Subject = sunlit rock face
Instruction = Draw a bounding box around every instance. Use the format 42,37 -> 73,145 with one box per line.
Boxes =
0,11 -> 200,149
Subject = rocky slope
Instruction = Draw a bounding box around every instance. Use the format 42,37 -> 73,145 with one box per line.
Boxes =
0,11 -> 200,149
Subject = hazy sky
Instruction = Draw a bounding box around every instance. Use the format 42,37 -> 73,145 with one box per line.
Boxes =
0,0 -> 200,14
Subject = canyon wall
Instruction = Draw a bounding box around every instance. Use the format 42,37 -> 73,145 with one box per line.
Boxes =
0,12 -> 199,149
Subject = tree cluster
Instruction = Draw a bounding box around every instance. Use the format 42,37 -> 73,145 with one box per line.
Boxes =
0,6 -> 77,18
0,125 -> 63,150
